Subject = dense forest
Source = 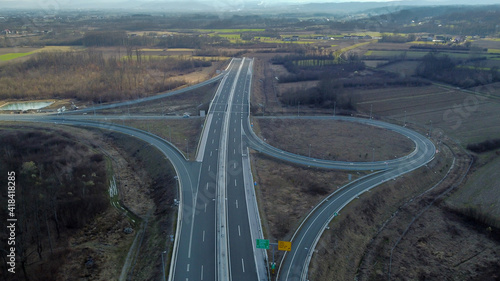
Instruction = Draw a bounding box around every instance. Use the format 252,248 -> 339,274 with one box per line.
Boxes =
0,129 -> 108,279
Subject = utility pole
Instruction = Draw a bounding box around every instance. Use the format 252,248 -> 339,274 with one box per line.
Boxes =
161,251 -> 167,281
429,120 -> 433,138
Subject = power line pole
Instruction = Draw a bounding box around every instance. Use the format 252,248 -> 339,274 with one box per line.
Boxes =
161,251 -> 167,281
429,120 -> 433,138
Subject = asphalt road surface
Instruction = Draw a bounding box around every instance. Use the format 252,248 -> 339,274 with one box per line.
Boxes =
171,57 -> 260,281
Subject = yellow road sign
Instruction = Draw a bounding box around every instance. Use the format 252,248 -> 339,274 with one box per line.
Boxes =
278,240 -> 291,251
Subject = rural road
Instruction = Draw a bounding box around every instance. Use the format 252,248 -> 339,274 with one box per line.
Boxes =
0,56 -> 436,281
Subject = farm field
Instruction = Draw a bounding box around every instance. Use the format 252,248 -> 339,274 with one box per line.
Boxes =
0,52 -> 33,61
195,28 -> 266,33
378,60 -> 421,76
364,50 -> 489,60
0,46 -> 79,64
354,85 -> 500,144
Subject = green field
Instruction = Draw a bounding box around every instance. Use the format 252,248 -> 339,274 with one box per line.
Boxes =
364,50 -> 490,59
339,41 -> 373,53
0,52 -> 33,61
196,28 -> 265,33
255,36 -> 283,43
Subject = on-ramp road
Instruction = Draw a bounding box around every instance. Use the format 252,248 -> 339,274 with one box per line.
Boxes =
0,56 -> 436,281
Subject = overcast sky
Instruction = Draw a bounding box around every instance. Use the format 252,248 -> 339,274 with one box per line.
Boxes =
1,0 -> 498,11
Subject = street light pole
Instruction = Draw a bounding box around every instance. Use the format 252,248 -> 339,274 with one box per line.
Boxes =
161,251 -> 167,281
429,120 -> 433,138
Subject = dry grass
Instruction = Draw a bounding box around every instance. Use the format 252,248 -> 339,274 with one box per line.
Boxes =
107,119 -> 203,159
251,153 -> 363,257
256,118 -> 414,162
447,152 -> 500,223
309,141 -> 455,281
385,204 -> 500,281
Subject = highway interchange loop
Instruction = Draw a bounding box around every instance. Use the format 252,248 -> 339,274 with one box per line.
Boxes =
0,57 -> 435,281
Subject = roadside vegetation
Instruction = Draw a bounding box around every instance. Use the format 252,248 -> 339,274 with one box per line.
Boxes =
0,125 -> 111,279
0,124 -> 178,280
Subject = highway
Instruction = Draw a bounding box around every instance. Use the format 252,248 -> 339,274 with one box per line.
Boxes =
232,65 -> 436,280
0,56 -> 436,281
243,115 -> 434,171
170,57 -> 260,281
1,58 -> 264,281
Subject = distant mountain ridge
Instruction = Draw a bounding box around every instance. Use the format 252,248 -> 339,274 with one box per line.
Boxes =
2,0 -> 500,14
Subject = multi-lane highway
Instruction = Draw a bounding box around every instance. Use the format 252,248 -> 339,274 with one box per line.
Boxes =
229,61 -> 436,280
170,57 -> 260,281
0,56 -> 436,281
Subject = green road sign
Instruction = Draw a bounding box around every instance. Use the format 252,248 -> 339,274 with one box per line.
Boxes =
256,239 -> 270,249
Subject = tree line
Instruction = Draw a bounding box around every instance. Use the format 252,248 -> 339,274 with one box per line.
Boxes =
79,30 -> 224,49
0,49 -> 213,102
280,76 -> 355,111
272,53 -> 366,83
416,52 -> 500,88
467,138 -> 500,153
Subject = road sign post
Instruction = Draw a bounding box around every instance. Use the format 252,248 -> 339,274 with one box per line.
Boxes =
266,240 -> 292,275
256,239 -> 269,249
278,240 -> 292,252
